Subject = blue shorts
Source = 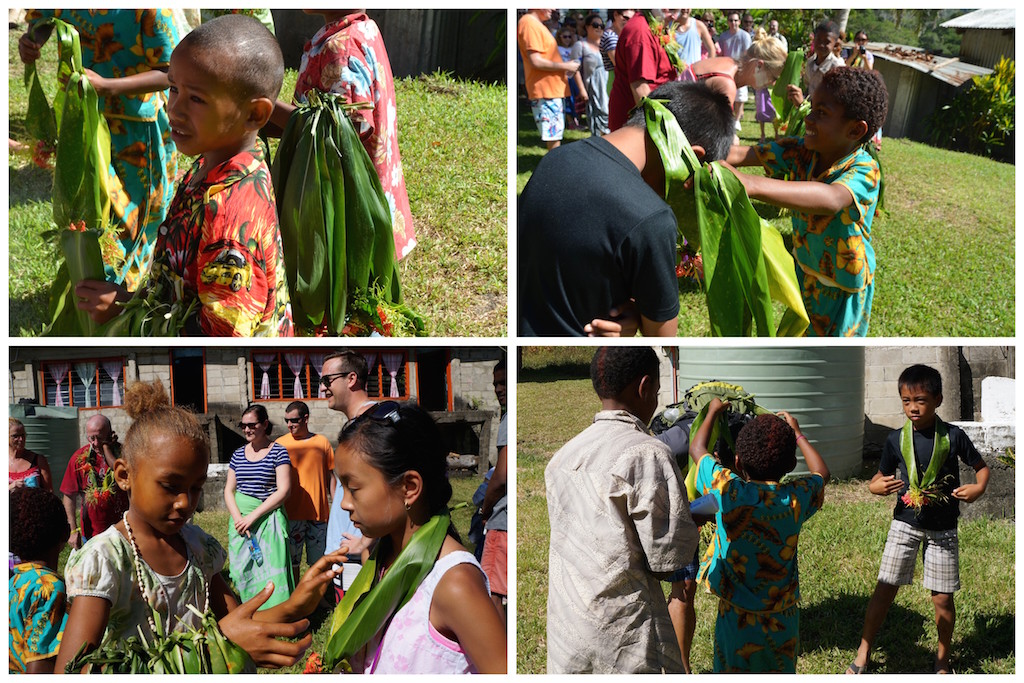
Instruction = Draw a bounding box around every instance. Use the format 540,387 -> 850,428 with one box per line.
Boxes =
530,98 -> 565,142
666,548 -> 700,583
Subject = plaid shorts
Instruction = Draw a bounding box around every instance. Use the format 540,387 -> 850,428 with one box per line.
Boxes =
666,548 -> 700,583
530,98 -> 565,142
877,519 -> 960,593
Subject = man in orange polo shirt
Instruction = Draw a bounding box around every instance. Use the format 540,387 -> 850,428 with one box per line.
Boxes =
276,400 -> 335,583
518,9 -> 581,151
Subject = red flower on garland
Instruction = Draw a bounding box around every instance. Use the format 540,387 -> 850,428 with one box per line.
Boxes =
303,652 -> 324,674
32,139 -> 55,169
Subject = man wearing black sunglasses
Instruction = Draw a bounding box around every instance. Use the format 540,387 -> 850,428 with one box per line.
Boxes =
320,350 -> 374,420
320,350 -> 377,600
276,400 -> 336,584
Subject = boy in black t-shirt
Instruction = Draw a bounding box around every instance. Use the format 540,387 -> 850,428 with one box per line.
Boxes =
847,365 -> 990,674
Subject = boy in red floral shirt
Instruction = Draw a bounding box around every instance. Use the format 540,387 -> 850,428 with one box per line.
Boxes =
77,15 -> 292,336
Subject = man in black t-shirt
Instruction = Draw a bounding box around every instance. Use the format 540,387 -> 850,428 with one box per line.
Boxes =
848,364 -> 990,675
519,80 -> 734,337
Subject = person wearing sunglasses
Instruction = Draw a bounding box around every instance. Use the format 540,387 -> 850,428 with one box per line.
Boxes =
716,11 -> 753,131
518,9 -> 581,152
275,400 -> 337,586
224,403 -> 294,607
569,13 -> 611,136
321,350 -> 378,583
320,350 -> 374,419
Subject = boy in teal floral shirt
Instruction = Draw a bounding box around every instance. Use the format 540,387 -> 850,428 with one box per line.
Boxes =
725,67 -> 888,336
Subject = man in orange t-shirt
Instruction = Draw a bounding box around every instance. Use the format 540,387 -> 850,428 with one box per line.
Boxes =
276,400 -> 336,580
518,9 -> 581,151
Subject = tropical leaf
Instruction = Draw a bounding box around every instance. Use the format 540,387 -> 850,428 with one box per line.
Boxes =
643,98 -> 809,336
322,513 -> 450,672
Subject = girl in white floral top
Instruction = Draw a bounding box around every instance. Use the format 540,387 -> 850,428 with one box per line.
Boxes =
56,380 -> 350,673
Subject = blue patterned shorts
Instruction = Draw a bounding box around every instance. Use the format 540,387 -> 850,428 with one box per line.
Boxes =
531,97 -> 565,142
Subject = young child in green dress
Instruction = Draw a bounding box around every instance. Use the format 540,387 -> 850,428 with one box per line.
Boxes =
724,67 -> 888,336
689,398 -> 830,672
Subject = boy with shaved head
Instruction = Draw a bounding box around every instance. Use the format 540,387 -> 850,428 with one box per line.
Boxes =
77,14 -> 292,337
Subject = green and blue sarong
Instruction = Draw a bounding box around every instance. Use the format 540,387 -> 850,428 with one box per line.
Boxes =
228,492 -> 294,609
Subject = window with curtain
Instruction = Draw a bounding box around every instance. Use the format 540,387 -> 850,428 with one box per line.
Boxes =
41,358 -> 125,408
250,350 -> 410,401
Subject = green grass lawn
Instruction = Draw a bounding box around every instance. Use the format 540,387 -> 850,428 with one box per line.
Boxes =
55,475 -> 481,674
516,372 -> 1015,674
9,31 -> 507,337
516,99 -> 1014,337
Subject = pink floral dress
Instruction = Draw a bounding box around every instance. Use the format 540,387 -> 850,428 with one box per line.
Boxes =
294,13 -> 416,260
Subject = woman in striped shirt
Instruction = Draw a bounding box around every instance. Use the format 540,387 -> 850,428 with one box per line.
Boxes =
224,404 -> 294,608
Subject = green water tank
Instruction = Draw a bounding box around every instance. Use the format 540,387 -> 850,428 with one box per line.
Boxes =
9,405 -> 81,482
674,347 -> 865,478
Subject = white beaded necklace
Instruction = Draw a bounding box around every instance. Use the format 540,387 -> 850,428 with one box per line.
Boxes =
122,511 -> 209,636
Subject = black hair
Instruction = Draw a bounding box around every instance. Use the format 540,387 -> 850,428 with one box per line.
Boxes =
590,347 -> 660,399
493,359 -> 507,374
898,364 -> 942,397
242,403 -> 273,436
285,400 -> 310,418
626,80 -> 736,162
819,67 -> 889,143
814,20 -> 840,38
855,30 -> 868,41
584,13 -> 603,28
177,14 -> 284,102
325,349 -> 369,388
10,487 -> 70,562
734,413 -> 797,481
338,402 -> 460,541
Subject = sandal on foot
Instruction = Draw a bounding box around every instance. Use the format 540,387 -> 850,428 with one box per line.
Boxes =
935,659 -> 953,674
846,660 -> 868,674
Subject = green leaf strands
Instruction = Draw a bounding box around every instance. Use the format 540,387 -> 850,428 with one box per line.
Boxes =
322,512 -> 451,672
642,98 -> 809,336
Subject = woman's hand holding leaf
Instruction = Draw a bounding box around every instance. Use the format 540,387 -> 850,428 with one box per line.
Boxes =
82,68 -> 111,97
786,84 -> 804,106
75,280 -> 128,323
19,32 -> 42,63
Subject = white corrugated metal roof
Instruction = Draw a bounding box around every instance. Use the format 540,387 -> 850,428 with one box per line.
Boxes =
866,42 -> 993,87
940,8 -> 1015,30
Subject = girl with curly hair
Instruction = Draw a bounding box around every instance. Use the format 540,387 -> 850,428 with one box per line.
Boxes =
689,398 -> 830,672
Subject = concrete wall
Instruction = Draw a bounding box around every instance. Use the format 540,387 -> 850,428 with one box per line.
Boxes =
861,346 -> 1014,448
9,345 -> 505,463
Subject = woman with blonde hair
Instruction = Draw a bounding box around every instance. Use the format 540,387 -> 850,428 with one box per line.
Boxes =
678,28 -> 787,140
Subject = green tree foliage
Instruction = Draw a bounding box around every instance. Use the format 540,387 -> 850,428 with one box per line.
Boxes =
927,56 -> 1015,160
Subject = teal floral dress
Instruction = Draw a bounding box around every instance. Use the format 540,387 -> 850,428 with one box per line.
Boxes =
27,9 -> 180,290
755,138 -> 881,337
9,562 -> 68,673
695,454 -> 826,673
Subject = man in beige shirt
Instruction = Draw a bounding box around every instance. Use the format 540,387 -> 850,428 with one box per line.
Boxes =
545,347 -> 698,673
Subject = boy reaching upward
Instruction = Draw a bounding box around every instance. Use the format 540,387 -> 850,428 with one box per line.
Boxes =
77,15 -> 292,337
724,67 -> 887,337
848,364 -> 989,674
